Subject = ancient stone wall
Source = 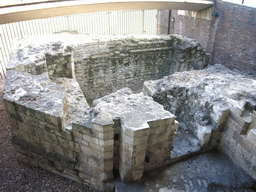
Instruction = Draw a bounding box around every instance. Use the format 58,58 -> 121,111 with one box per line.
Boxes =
219,110 -> 256,179
3,70 -> 178,189
74,34 -> 209,99
3,34 -> 209,190
92,88 -> 178,182
143,64 -> 256,179
7,34 -> 210,100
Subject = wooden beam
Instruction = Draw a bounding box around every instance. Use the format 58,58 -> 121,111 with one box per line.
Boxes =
0,0 -> 214,24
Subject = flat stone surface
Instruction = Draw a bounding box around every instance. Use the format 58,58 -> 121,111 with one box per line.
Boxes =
92,88 -> 174,130
4,70 -> 65,117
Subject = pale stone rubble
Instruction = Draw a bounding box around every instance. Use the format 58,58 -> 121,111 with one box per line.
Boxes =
143,64 -> 256,179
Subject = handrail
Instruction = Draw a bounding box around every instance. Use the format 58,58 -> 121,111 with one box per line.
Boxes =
0,0 -> 214,24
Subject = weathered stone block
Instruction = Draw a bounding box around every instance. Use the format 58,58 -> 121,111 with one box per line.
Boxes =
13,144 -> 30,156
122,134 -> 149,146
51,145 -> 64,156
90,178 -> 104,190
3,100 -> 16,115
58,136 -> 69,148
235,144 -> 253,172
44,131 -> 58,143
45,113 -> 63,131
19,131 -> 30,142
93,130 -> 114,140
233,130 -> 254,153
55,130 -> 67,139
134,151 -> 147,165
18,121 -> 35,135
63,149 -> 75,161
210,102 -> 230,125
85,136 -> 114,147
41,139 -> 52,150
148,133 -> 169,145
72,130 -> 83,139
225,118 -> 237,136
249,111 -> 256,130
63,168 -> 78,177
230,109 -> 251,134
98,159 -> 114,172
34,127 -> 45,140
248,129 -> 256,147
131,166 -> 144,181
29,134 -> 40,145
69,141 -> 81,152
74,138 -> 90,147
65,129 -> 73,141
72,122 -> 93,136
55,161 -> 63,171
197,124 -> 212,147
17,152 -> 38,167
80,145 -> 100,159
133,144 -> 148,154
8,117 -> 19,132
123,127 -> 150,138
44,122 -> 57,133
90,142 -> 114,153
78,172 -> 91,183
154,125 -> 167,134
91,123 -> 114,133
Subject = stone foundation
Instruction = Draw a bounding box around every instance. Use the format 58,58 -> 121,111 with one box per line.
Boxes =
7,33 -> 210,100
144,64 -> 256,179
4,34 -> 210,190
4,70 -> 178,189
5,34 -> 256,189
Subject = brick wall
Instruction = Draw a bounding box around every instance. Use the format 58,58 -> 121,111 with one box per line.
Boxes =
211,1 -> 256,74
168,0 -> 256,74
171,9 -> 217,58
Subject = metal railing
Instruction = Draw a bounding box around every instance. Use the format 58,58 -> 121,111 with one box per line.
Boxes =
0,9 -> 158,78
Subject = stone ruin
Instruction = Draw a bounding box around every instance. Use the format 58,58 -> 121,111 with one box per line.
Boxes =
144,64 -> 256,175
3,33 -> 256,190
